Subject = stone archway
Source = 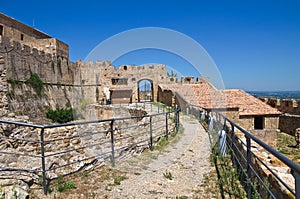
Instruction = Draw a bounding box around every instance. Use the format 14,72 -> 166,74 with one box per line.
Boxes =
137,79 -> 153,102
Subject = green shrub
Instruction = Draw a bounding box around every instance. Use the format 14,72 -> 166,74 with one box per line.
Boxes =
57,176 -> 77,192
26,73 -> 44,96
46,108 -> 76,123
113,175 -> 127,185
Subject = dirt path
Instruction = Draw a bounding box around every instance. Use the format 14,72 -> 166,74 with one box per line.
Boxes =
108,115 -> 213,198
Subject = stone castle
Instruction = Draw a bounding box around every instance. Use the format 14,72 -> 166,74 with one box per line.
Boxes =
0,12 -> 288,137
0,12 -> 299,199
0,12 -> 181,118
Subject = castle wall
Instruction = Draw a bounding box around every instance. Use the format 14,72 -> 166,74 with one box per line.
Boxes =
260,97 -> 300,115
0,36 -> 172,120
0,13 -> 68,59
0,54 -> 8,116
158,87 -> 174,106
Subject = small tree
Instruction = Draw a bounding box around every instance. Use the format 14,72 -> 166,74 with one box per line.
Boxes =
167,70 -> 177,77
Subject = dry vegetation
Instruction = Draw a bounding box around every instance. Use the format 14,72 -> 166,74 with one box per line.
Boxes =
277,132 -> 300,165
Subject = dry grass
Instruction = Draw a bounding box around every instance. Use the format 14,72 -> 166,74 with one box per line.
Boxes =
277,132 -> 300,165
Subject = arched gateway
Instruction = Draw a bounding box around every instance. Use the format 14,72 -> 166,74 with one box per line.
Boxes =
94,63 -> 168,104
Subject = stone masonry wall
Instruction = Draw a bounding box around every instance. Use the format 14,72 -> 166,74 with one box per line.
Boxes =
0,36 -> 172,120
260,97 -> 300,115
0,54 -> 8,116
279,114 -> 300,136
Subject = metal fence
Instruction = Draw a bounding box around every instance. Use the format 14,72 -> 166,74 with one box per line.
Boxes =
198,109 -> 300,199
0,105 -> 180,195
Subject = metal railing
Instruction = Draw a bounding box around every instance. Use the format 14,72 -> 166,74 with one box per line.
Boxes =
112,101 -> 175,114
0,105 -> 180,194
197,109 -> 300,199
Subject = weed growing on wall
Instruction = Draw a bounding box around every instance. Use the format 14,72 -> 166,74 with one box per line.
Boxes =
25,73 -> 44,97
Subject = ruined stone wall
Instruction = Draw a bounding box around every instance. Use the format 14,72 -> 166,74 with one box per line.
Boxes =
279,114 -> 300,136
0,54 -> 8,116
157,87 -> 174,106
260,97 -> 300,115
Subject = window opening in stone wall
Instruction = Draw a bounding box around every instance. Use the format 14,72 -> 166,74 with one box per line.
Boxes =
20,34 -> 24,41
124,65 -> 127,70
254,116 -> 264,129
0,25 -> 3,36
112,78 -> 128,85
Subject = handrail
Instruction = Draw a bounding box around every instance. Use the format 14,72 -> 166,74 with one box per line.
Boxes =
218,112 -> 300,176
0,103 -> 180,195
183,104 -> 300,198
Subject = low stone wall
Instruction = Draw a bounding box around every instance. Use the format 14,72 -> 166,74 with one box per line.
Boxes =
0,105 -> 174,197
279,114 -> 300,136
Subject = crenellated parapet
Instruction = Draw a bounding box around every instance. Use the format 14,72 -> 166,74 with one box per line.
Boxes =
260,97 -> 300,115
0,36 -> 75,85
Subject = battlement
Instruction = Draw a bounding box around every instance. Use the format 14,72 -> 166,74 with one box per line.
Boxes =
0,36 -> 53,61
260,97 -> 300,115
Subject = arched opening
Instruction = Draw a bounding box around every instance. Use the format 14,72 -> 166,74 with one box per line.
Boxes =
138,79 -> 153,102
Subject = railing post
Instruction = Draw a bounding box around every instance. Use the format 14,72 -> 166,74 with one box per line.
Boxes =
110,120 -> 115,167
40,127 -> 47,195
149,116 -> 153,150
246,136 -> 253,198
292,170 -> 300,199
165,113 -> 169,140
218,130 -> 226,156
223,117 -> 227,130
176,108 -> 180,132
230,123 -> 236,167
231,123 -> 235,149
209,116 -> 214,132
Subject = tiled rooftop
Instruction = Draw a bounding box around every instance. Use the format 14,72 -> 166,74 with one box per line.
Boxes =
159,82 -> 281,116
223,89 -> 281,116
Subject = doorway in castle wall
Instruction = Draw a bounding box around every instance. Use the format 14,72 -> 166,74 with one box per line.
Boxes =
138,79 -> 153,102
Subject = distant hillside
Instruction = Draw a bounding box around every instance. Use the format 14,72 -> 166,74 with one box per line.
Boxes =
247,91 -> 300,100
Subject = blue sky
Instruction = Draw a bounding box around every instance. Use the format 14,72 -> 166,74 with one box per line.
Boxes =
1,0 -> 299,91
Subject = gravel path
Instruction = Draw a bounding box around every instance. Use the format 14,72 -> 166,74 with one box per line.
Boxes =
109,115 -> 213,198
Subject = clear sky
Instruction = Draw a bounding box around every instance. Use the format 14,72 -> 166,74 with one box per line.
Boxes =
1,0 -> 299,91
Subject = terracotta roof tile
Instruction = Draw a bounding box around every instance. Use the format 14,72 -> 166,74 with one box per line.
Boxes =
222,90 -> 281,116
159,83 -> 281,116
